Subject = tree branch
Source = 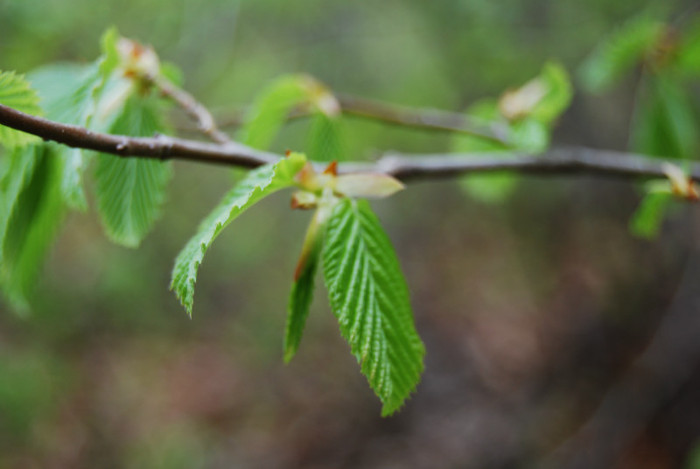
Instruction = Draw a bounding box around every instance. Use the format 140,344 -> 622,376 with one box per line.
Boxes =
1,103 -> 699,185
212,94 -> 510,145
147,74 -> 232,145
336,94 -> 510,145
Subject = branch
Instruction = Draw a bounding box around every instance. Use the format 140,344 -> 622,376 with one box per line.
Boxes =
147,74 -> 232,145
336,94 -> 510,145
212,94 -> 510,145
1,104 -> 699,185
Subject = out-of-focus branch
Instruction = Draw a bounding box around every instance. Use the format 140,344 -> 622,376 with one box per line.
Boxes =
147,74 -> 232,144
2,104 -> 700,186
210,94 -> 510,145
336,94 -> 510,144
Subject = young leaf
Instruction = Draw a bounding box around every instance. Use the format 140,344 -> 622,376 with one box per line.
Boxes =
94,95 -> 173,247
451,99 -> 515,203
499,62 -> 572,125
0,145 -> 64,311
238,75 -> 316,150
28,62 -> 109,209
322,199 -> 425,416
677,18 -> 700,78
171,153 -> 307,315
24,26 -> 128,210
632,77 -> 699,158
0,71 -> 43,148
528,62 -> 573,125
284,209 -> 325,362
630,191 -> 673,239
307,112 -> 346,162
579,15 -> 663,93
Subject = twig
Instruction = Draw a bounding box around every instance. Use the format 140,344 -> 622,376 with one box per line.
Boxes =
336,94 -> 510,145
2,104 -> 699,185
210,94 -> 510,145
147,74 -> 232,144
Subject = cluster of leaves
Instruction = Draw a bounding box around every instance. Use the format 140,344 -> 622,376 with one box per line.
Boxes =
450,62 -> 573,202
578,13 -> 700,238
0,29 -> 423,415
0,28 -> 177,309
2,16 -> 697,415
238,74 -> 346,162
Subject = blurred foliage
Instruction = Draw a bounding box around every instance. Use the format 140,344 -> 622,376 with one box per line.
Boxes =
1,0 -> 700,467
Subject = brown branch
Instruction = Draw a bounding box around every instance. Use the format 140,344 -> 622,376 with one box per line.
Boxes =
2,103 -> 699,185
147,74 -> 232,145
0,104 -> 276,167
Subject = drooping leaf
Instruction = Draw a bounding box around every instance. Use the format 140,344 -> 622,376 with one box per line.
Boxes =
0,145 -> 64,311
94,95 -> 172,247
28,62 -> 108,209
632,77 -> 699,158
24,26 -> 130,210
459,173 -> 518,204
579,15 -> 664,93
322,199 -> 425,416
171,153 -> 307,315
630,190 -> 673,239
284,209 -> 325,362
238,75 -> 316,150
0,71 -> 43,148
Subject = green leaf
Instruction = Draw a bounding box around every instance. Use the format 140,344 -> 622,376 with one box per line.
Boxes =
0,145 -> 64,311
629,190 -> 673,239
452,99 -> 508,153
322,199 -> 425,416
632,77 -> 699,158
451,99 -> 515,203
171,153 -> 307,315
99,26 -> 121,77
94,95 -> 172,247
160,62 -> 184,87
26,26 -> 131,210
238,75 -> 315,150
460,173 -> 518,204
510,118 -> 549,153
677,19 -> 700,78
28,62 -> 108,209
498,62 -> 572,125
307,112 -> 345,162
451,99 -> 548,203
579,15 -> 663,93
0,71 -> 43,148
529,62 -> 573,125
284,209 -> 325,362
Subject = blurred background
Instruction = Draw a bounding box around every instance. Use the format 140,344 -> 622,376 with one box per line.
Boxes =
1,0 -> 700,467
